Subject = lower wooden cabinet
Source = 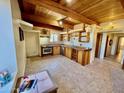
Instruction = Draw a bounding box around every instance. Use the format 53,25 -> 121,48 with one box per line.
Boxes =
78,50 -> 83,64
53,46 -> 60,55
78,50 -> 90,65
64,47 -> 72,59
63,47 -> 91,66
71,49 -> 78,62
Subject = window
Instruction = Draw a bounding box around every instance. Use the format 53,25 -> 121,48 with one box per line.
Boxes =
50,33 -> 58,42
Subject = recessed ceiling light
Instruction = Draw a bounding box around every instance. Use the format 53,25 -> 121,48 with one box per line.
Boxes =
66,0 -> 72,3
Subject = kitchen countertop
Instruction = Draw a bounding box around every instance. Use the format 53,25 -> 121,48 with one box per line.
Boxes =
41,44 -> 61,47
63,45 -> 92,51
41,44 -> 91,51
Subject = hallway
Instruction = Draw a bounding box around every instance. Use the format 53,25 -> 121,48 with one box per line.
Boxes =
104,52 -> 122,63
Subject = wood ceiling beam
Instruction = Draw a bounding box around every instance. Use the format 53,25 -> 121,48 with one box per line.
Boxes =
33,22 -> 64,31
120,0 -> 124,8
22,13 -> 73,30
22,12 -> 59,26
80,0 -> 107,14
18,0 -> 24,12
25,19 -> 63,31
23,0 -> 97,24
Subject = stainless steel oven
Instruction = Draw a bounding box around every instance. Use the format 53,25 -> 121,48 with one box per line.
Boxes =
41,46 -> 53,56
43,47 -> 52,54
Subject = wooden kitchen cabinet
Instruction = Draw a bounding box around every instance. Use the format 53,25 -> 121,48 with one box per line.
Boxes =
78,50 -> 90,65
65,47 -> 72,59
53,46 -> 60,55
71,49 -> 78,62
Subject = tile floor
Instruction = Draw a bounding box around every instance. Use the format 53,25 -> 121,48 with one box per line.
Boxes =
104,50 -> 123,63
25,55 -> 124,93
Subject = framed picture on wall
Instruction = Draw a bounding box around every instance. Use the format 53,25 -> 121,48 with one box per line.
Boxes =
109,39 -> 113,46
19,27 -> 24,41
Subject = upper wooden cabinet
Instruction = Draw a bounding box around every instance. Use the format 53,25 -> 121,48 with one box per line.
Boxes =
60,34 -> 70,41
79,32 -> 90,42
53,46 -> 60,55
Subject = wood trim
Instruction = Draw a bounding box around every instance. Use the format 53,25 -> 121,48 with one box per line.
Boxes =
24,0 -> 97,24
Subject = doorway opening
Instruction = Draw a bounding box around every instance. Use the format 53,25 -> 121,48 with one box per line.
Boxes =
95,33 -> 103,58
104,36 -> 124,63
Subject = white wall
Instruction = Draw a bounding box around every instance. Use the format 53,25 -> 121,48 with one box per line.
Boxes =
100,19 -> 124,31
118,37 -> 124,52
105,34 -> 114,56
99,19 -> 124,60
40,37 -> 49,45
0,0 -> 18,92
25,32 -> 40,57
111,35 -> 118,55
90,25 -> 97,63
100,33 -> 107,59
0,0 -> 17,73
11,0 -> 26,77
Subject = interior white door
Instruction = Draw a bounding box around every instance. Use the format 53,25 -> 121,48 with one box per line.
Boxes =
25,32 -> 39,57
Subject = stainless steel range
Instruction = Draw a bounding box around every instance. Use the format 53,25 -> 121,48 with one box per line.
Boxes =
41,46 -> 53,56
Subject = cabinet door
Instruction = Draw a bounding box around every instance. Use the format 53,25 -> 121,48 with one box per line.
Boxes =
64,48 -> 68,57
78,50 -> 90,65
78,51 -> 83,64
65,48 -> 68,57
65,48 -> 72,58
53,46 -> 60,55
68,48 -> 72,59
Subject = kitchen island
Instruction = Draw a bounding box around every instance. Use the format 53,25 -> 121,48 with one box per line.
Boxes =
63,45 -> 91,66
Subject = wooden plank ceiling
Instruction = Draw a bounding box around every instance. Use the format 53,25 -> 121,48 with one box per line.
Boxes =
18,0 -> 124,30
